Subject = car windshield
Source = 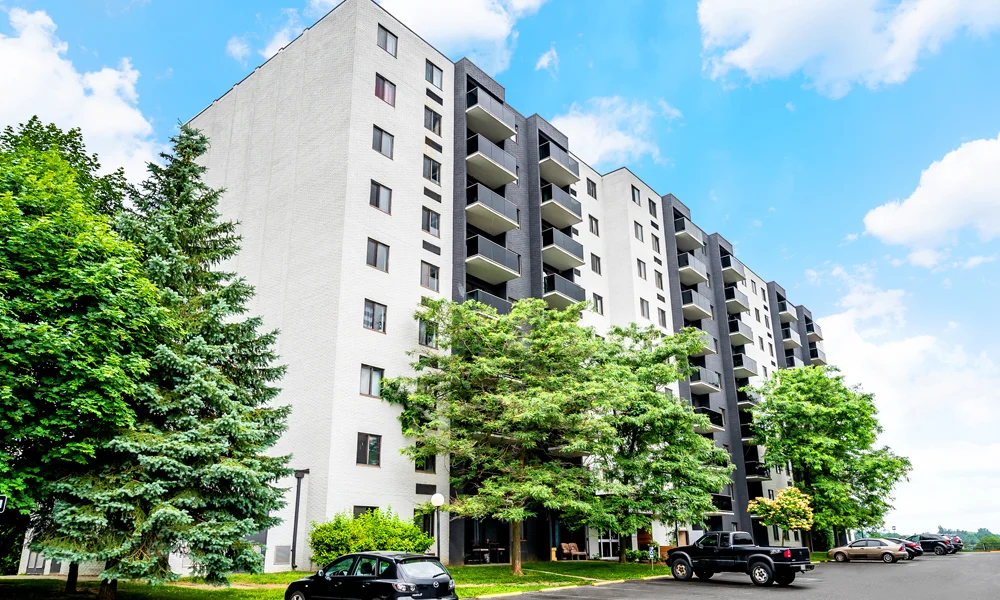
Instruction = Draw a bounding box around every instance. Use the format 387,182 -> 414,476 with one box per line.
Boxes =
400,559 -> 449,579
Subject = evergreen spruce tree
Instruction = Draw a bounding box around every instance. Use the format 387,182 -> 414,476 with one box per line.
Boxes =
34,126 -> 290,599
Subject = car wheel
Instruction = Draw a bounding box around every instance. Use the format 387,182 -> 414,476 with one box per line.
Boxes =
834,552 -> 849,562
775,572 -> 796,587
750,561 -> 774,587
671,559 -> 693,581
934,546 -> 946,556
289,592 -> 308,600
906,553 -> 914,560
694,570 -> 714,580
881,553 -> 896,563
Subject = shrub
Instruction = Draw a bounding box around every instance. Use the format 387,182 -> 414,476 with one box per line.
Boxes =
309,508 -> 434,566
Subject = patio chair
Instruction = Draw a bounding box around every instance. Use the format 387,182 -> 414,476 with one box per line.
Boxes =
566,543 -> 587,560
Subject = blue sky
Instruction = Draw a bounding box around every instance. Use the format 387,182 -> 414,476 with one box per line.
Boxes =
3,0 -> 999,534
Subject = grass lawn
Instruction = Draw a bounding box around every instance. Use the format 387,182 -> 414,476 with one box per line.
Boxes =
811,551 -> 831,562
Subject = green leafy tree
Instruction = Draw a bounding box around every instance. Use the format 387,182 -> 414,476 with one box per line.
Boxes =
33,126 -> 290,600
309,509 -> 434,566
382,298 -> 613,575
588,325 -> 733,562
747,488 -> 814,546
748,366 -> 911,545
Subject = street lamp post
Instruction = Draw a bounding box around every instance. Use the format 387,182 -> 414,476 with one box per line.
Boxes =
431,493 -> 445,560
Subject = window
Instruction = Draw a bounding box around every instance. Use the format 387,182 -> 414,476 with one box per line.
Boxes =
423,155 -> 441,184
794,531 -> 800,541
636,259 -> 646,279
699,533 -> 719,547
360,364 -> 384,397
369,181 -> 392,213
658,308 -> 667,327
356,433 -> 381,466
772,525 -> 779,540
589,215 -> 599,236
651,234 -> 660,254
418,318 -> 437,347
759,336 -> 765,351
374,74 -> 395,105
768,489 -> 775,500
513,124 -> 518,144
377,24 -> 397,56
764,315 -> 770,328
631,185 -> 640,205
640,298 -> 650,319
424,107 -> 442,136
420,262 -> 440,292
592,293 -> 604,315
372,125 -> 393,158
366,238 -> 389,271
769,343 -> 774,357
587,178 -> 597,198
634,221 -> 643,241
763,366 -> 768,377
363,299 -> 387,332
591,253 -> 602,275
648,199 -> 658,218
755,308 -> 761,322
421,206 -> 440,236
654,271 -> 664,290
416,453 -> 436,473
425,60 -> 443,88
733,532 -> 754,546
751,280 -> 757,294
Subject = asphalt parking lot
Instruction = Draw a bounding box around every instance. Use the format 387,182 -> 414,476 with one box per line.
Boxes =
515,553 -> 1000,599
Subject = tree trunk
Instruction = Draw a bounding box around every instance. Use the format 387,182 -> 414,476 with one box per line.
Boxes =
65,563 -> 79,594
619,537 -> 627,564
97,578 -> 117,600
781,530 -> 787,547
511,520 -> 522,576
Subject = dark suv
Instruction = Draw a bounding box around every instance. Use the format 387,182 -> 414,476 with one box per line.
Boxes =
907,534 -> 953,555
284,552 -> 457,600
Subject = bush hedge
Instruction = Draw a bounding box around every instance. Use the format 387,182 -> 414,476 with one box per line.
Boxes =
309,508 -> 434,566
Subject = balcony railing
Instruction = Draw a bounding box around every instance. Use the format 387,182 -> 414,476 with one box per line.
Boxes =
465,235 -> 520,284
694,406 -> 725,430
540,183 -> 583,227
810,346 -> 827,365
732,353 -> 758,377
785,354 -> 805,369
677,252 -> 709,285
806,321 -> 824,341
674,217 -> 706,250
467,134 -> 517,187
728,318 -> 753,346
710,493 -> 734,513
782,326 -> 802,348
543,273 -> 585,308
724,286 -> 750,313
681,289 -> 713,320
737,389 -> 758,408
778,300 -> 797,323
466,183 -> 519,234
690,367 -> 721,392
538,140 -> 580,186
466,86 -> 516,141
541,227 -> 585,270
720,254 -> 746,283
693,333 -> 718,356
466,289 -> 512,315
745,461 -> 771,480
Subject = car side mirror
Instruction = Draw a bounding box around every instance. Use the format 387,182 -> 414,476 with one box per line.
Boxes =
317,570 -> 324,578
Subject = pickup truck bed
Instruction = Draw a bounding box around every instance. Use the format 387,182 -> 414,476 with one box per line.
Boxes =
667,531 -> 814,587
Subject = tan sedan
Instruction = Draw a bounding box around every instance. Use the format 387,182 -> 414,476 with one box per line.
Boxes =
829,538 -> 908,563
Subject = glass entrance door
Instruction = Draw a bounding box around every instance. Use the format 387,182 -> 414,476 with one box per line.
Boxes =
598,531 -> 619,559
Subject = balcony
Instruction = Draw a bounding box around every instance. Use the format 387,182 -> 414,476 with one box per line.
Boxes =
707,493 -> 735,515
466,87 -> 516,143
732,353 -> 758,378
674,217 -> 706,251
538,141 -> 580,187
541,228 -> 585,270
810,346 -> 827,365
785,354 -> 805,369
778,300 -> 797,323
728,319 -> 753,346
694,406 -> 725,433
692,333 -> 718,356
677,253 -> 709,285
744,461 -> 771,481
465,183 -> 519,235
806,321 -> 824,342
540,183 -> 583,228
740,422 -> 754,442
781,327 -> 802,349
737,389 -> 758,409
467,134 -> 517,188
725,286 -> 750,314
681,289 -> 713,321
689,367 -> 721,394
466,289 -> 512,315
720,254 -> 746,283
465,235 -> 520,284
543,273 -> 585,310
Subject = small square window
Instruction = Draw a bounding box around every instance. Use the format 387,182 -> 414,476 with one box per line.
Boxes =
369,181 -> 392,213
421,207 -> 440,237
375,74 -> 396,106
587,178 -> 597,199
425,60 -> 443,89
424,107 -> 442,136
372,125 -> 394,158
420,261 -> 440,292
357,433 -> 381,466
364,299 -> 387,332
360,364 -> 384,397
592,293 -> 604,315
423,155 -> 441,184
366,238 -> 389,272
377,25 -> 397,57
416,451 -> 436,473
418,318 -> 437,347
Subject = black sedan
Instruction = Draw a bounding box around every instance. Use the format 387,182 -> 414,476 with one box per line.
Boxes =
907,534 -> 953,555
285,552 -> 457,600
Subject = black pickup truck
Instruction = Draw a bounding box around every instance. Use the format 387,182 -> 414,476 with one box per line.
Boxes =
667,531 -> 814,586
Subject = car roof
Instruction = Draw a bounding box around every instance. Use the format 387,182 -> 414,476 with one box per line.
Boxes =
355,552 -> 440,562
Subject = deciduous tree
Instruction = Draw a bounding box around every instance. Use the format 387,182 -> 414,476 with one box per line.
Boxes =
747,488 -> 814,546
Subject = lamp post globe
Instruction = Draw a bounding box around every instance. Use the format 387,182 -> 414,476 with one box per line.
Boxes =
431,493 -> 445,560
431,493 -> 445,507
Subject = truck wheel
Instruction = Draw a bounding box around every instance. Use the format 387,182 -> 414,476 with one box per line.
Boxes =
833,552 -> 849,562
775,572 -> 796,587
934,546 -> 946,556
881,553 -> 896,563
694,570 -> 714,580
750,561 -> 774,586
671,559 -> 693,581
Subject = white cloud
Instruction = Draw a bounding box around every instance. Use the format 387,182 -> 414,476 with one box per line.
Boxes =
864,134 -> 1000,267
841,232 -> 859,245
0,8 -> 160,182
804,268 -> 821,285
376,0 -> 549,74
535,44 -> 558,74
819,266 -> 1000,532
305,0 -> 340,18
785,102 -> 796,112
698,0 -> 1000,98
961,255 -> 996,269
549,97 -> 664,168
226,35 -> 251,63
657,99 -> 683,121
260,9 -> 302,59
941,277 -> 952,289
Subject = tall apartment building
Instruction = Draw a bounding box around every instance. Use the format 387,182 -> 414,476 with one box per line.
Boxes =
18,0 -> 828,576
